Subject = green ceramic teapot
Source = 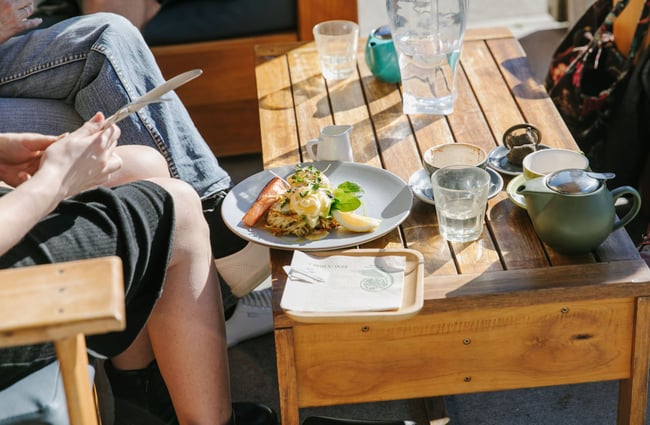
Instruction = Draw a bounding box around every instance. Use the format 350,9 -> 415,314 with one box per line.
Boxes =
516,169 -> 641,254
365,25 -> 401,84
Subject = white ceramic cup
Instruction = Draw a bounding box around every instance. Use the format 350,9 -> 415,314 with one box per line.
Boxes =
423,143 -> 487,176
313,20 -> 359,80
522,149 -> 589,180
306,125 -> 354,162
431,165 -> 491,242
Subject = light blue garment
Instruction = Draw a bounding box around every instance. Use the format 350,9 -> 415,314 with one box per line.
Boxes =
0,12 -> 231,198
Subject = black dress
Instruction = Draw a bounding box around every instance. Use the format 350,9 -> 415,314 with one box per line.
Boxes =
0,180 -> 175,390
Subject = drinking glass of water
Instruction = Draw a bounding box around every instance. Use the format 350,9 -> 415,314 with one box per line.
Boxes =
431,165 -> 490,242
386,0 -> 468,115
313,20 -> 360,80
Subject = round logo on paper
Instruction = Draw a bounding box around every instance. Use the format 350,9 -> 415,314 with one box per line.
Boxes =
359,269 -> 393,292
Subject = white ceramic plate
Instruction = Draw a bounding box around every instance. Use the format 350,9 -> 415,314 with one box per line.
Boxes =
487,145 -> 549,176
408,167 -> 504,206
221,161 -> 413,251
506,173 -> 527,209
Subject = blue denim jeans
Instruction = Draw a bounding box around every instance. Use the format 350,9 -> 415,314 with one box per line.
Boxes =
0,12 -> 231,199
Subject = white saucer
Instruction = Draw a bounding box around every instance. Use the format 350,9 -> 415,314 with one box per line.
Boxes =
408,167 -> 504,206
487,145 -> 549,176
506,173 -> 527,209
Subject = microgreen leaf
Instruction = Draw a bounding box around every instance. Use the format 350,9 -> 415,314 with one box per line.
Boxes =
331,181 -> 363,212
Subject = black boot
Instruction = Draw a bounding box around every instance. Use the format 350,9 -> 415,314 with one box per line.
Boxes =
104,360 -> 178,425
104,360 -> 277,425
232,402 -> 278,425
303,418 -> 415,425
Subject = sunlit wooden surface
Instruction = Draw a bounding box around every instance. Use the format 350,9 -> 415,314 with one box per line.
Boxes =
255,28 -> 650,425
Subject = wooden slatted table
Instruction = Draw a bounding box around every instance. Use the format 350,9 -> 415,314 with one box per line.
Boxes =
254,27 -> 650,425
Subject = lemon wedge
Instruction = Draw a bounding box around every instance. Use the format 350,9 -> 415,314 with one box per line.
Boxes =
332,210 -> 381,233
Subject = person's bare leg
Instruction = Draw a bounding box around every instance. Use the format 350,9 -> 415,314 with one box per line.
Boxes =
109,145 -> 171,186
111,178 -> 232,425
80,0 -> 161,28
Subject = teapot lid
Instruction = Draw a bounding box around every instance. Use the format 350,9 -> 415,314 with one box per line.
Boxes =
372,25 -> 393,40
546,169 -> 602,194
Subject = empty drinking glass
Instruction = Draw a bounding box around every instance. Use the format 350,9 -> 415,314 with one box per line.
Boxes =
431,165 -> 490,242
313,20 -> 360,80
386,0 -> 468,115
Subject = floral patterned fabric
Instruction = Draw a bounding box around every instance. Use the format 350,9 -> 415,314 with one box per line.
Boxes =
545,0 -> 650,170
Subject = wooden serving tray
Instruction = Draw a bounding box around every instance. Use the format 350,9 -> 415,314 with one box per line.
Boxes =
281,248 -> 424,323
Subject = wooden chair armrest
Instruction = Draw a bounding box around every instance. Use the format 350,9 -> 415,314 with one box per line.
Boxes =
0,256 -> 125,425
0,256 -> 125,348
296,0 -> 359,40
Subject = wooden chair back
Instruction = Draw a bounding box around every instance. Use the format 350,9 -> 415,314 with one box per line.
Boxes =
0,256 -> 125,425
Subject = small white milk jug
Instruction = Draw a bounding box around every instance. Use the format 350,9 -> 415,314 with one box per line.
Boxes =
306,125 -> 354,162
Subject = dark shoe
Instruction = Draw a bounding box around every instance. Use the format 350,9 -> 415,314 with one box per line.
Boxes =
233,402 -> 277,425
303,417 -> 415,425
105,360 -> 277,425
104,360 -> 178,425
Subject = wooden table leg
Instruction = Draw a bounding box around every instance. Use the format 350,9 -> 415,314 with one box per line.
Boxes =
617,296 -> 650,425
275,328 -> 301,425
54,334 -> 98,425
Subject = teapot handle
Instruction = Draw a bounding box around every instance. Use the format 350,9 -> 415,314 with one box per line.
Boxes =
611,186 -> 642,231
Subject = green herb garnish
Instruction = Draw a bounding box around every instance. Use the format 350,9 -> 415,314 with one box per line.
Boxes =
331,181 -> 363,212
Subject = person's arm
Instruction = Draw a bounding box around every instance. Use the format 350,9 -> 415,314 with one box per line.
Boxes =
0,0 -> 42,44
613,0 -> 650,56
0,113 -> 122,256
0,132 -> 60,187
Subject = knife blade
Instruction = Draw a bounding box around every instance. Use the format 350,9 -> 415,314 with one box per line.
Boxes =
103,68 -> 203,128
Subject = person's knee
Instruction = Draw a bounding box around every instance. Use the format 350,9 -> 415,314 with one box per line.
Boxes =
113,145 -> 170,184
150,178 -> 208,236
80,12 -> 140,34
56,12 -> 144,57
162,179 -> 212,260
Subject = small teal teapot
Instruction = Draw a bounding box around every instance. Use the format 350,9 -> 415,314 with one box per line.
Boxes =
516,169 -> 641,254
365,25 -> 401,83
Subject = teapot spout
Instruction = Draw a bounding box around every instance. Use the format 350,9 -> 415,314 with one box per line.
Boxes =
516,177 -> 554,212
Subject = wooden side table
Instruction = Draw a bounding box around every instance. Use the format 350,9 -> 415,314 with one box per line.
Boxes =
255,28 -> 650,425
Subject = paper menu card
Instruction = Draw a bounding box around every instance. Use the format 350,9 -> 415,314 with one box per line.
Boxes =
280,251 -> 406,313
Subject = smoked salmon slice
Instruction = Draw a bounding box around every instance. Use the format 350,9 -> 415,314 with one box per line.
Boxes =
241,177 -> 287,227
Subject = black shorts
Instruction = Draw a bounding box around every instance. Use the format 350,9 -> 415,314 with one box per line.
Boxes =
0,181 -> 175,390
